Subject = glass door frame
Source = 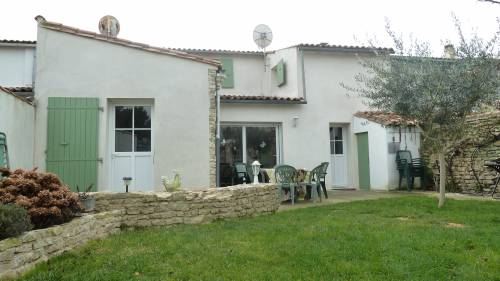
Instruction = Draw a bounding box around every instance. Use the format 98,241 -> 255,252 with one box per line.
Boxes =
220,122 -> 282,167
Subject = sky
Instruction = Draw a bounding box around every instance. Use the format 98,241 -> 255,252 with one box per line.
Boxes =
1,0 -> 499,54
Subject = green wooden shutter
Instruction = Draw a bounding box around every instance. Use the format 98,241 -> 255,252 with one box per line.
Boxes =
221,58 -> 234,88
274,59 -> 286,87
356,132 -> 371,190
0,133 -> 6,168
46,97 -> 99,192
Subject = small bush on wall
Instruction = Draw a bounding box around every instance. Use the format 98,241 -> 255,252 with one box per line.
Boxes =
0,203 -> 33,240
0,168 -> 83,229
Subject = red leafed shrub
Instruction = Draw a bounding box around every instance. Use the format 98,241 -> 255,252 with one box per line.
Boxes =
0,168 -> 82,229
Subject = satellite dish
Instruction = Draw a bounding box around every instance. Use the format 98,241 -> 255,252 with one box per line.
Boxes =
253,24 -> 273,50
99,15 -> 120,37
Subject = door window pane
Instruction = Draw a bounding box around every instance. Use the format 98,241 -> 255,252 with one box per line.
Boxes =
134,106 -> 151,128
115,130 -> 132,152
134,130 -> 151,152
334,141 -> 343,154
115,106 -> 133,128
246,127 -> 276,168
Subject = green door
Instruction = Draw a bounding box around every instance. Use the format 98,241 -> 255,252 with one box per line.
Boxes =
356,132 -> 370,190
46,97 -> 99,191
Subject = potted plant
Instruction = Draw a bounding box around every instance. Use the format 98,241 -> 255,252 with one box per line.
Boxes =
76,184 -> 95,212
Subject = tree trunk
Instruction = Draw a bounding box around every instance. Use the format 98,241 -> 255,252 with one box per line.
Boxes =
438,152 -> 447,208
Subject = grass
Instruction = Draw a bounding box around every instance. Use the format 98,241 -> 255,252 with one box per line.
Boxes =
15,196 -> 500,281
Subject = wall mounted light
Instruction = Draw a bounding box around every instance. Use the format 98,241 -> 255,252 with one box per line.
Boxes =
292,116 -> 299,127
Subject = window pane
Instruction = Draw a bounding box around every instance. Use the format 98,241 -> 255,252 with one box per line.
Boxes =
330,142 -> 335,154
220,127 -> 243,165
334,141 -> 343,154
220,126 -> 243,187
115,130 -> 132,152
115,106 -> 133,128
134,106 -> 151,128
246,127 -> 277,168
134,130 -> 151,152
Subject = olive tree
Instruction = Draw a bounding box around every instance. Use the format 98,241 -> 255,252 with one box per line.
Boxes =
344,18 -> 499,207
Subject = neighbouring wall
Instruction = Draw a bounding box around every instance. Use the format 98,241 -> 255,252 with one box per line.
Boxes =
0,184 -> 280,279
0,89 -> 35,169
428,111 -> 500,192
93,184 -> 280,227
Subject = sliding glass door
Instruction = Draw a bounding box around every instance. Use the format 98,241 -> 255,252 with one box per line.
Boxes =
220,124 -> 280,186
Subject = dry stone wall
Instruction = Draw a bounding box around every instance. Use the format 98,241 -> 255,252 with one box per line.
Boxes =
428,111 -> 500,192
0,184 -> 279,279
93,184 -> 280,228
0,210 -> 123,279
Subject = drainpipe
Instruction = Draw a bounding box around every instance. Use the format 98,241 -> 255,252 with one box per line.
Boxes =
215,67 -> 224,187
299,46 -> 307,101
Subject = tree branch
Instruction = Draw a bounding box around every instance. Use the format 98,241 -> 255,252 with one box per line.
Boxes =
479,0 -> 500,4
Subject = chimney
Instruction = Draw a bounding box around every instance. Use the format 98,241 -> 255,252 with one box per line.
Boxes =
443,44 -> 456,59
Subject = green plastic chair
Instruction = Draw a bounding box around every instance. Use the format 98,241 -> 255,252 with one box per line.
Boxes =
396,150 -> 426,190
233,162 -> 249,184
301,164 -> 323,203
319,162 -> 329,198
274,164 -> 298,204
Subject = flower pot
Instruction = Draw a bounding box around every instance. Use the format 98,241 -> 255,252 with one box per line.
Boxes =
80,197 -> 95,212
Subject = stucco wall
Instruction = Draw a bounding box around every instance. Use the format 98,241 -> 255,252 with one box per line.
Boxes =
0,90 -> 35,169
189,52 -> 265,96
221,51 -> 369,188
34,27 -> 217,190
0,46 -> 35,87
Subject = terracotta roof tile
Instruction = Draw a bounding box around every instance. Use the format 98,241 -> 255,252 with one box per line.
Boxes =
35,16 -> 220,67
0,86 -> 34,105
221,95 -> 305,104
0,39 -> 36,45
174,48 -> 262,55
297,43 -> 394,54
354,111 -> 417,126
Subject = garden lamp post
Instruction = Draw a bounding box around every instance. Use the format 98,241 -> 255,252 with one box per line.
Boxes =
123,177 -> 132,193
251,160 -> 261,184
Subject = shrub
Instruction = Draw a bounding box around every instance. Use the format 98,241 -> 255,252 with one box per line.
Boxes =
0,169 -> 83,229
0,203 -> 33,240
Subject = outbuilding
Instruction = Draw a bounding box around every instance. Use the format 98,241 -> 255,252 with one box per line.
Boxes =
353,111 -> 421,190
33,16 -> 220,192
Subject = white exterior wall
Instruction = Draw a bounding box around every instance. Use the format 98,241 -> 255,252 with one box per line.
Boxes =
267,47 -> 302,98
34,27 -> 216,190
386,127 -> 421,189
0,90 -> 35,169
196,49 -> 303,99
190,53 -> 265,96
221,50 -> 369,188
353,117 -> 389,190
0,46 -> 35,87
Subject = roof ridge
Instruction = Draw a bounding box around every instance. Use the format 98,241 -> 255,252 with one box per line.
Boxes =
34,15 -> 220,67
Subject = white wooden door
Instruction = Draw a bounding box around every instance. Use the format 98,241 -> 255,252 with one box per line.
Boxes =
110,105 -> 153,191
330,126 -> 347,187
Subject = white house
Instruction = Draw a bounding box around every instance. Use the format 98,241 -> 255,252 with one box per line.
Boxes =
182,44 -> 420,190
31,16 -> 219,192
0,39 -> 35,88
0,17 -> 422,192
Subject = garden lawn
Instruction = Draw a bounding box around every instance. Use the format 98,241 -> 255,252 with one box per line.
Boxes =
15,196 -> 500,281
